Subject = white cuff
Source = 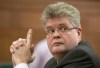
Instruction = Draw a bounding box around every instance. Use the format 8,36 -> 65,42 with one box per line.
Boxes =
15,63 -> 28,68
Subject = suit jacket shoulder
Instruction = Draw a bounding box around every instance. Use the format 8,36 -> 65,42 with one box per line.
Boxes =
44,41 -> 100,68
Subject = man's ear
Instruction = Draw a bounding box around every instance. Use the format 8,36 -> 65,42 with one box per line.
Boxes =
77,28 -> 82,41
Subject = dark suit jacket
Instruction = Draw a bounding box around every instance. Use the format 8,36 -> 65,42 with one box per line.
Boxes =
44,41 -> 100,68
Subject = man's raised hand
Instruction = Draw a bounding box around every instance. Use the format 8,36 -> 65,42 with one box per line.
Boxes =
10,29 -> 35,65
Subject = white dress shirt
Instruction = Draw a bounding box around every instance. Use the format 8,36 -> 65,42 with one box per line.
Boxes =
15,63 -> 28,68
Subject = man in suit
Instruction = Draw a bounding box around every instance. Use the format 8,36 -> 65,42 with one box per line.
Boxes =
10,2 -> 100,68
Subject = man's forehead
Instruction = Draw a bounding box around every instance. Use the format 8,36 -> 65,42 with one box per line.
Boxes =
45,23 -> 72,29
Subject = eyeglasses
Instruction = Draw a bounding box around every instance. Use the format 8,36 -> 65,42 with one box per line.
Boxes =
45,24 -> 78,36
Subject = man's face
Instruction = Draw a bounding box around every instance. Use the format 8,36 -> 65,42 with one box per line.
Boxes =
44,17 -> 81,55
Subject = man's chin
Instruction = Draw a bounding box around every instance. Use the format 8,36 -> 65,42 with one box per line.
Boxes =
52,48 -> 64,54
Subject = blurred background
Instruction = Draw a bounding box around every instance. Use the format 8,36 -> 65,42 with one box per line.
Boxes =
0,0 -> 100,63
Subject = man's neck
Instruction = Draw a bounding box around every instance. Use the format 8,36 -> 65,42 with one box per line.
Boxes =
53,52 -> 67,63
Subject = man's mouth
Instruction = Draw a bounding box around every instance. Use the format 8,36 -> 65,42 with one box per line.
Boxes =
53,42 -> 64,46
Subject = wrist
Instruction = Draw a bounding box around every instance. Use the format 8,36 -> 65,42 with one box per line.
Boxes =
15,59 -> 28,65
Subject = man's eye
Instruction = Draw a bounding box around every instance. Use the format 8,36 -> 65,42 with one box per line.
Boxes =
47,29 -> 54,34
60,27 -> 68,32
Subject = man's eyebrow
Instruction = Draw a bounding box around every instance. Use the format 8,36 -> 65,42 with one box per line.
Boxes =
59,23 -> 65,26
44,26 -> 53,31
59,23 -> 69,27
45,26 -> 53,29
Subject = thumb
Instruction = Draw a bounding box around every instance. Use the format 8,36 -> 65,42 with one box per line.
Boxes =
30,44 -> 34,54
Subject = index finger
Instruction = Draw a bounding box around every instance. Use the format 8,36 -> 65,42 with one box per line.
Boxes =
26,29 -> 33,47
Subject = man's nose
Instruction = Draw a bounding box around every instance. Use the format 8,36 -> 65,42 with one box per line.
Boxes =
53,30 -> 61,39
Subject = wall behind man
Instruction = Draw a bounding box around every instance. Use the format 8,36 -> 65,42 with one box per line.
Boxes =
0,0 -> 100,63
